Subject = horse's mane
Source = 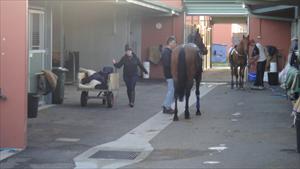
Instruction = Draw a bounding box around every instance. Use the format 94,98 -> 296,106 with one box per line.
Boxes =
237,40 -> 245,56
236,37 -> 248,57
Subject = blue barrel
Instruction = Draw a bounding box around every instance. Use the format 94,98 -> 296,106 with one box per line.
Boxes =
248,72 -> 256,82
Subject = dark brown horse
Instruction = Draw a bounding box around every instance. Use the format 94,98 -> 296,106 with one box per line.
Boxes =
229,35 -> 250,89
171,43 -> 203,121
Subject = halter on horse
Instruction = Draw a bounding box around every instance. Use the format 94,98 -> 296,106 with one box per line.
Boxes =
229,35 -> 250,89
189,29 -> 208,55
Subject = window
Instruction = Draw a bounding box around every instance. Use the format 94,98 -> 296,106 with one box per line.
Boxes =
232,23 -> 247,33
29,10 -> 45,50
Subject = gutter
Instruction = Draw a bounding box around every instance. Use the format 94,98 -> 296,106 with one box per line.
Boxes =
187,12 -> 248,16
246,4 -> 296,22
126,0 -> 182,16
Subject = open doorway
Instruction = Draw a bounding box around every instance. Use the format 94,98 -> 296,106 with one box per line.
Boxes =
184,15 -> 248,82
211,22 -> 248,69
185,16 -> 212,71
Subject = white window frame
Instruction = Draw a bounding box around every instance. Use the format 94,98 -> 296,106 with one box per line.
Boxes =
29,9 -> 45,51
28,8 -> 46,92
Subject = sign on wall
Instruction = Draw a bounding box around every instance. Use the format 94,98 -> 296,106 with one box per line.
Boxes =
212,44 -> 227,63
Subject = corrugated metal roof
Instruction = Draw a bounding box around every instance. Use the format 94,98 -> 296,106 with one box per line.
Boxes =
183,0 -> 298,16
184,0 -> 248,16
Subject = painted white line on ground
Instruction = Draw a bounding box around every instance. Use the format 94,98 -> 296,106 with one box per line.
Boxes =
74,84 -> 218,169
237,102 -> 244,106
38,105 -> 55,111
56,138 -> 80,142
203,161 -> 220,164
201,82 -> 228,85
208,144 -> 228,152
232,112 -> 241,116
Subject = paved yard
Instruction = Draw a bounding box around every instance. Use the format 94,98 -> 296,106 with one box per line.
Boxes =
1,70 -> 299,169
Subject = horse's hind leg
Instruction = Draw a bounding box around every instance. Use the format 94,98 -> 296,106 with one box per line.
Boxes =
234,67 -> 238,88
231,66 -> 234,89
240,66 -> 245,88
239,67 -> 243,88
173,97 -> 179,121
195,76 -> 201,116
184,89 -> 191,119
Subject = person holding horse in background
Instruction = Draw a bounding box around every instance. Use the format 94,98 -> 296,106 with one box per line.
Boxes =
249,38 -> 267,90
161,36 -> 177,114
113,44 -> 148,107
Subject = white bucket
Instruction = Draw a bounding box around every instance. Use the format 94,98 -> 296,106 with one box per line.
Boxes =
143,61 -> 150,79
263,72 -> 268,82
270,62 -> 277,72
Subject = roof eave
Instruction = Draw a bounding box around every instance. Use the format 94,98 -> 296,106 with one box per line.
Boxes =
126,0 -> 182,16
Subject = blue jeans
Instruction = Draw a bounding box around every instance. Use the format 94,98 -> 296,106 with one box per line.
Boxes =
163,79 -> 174,109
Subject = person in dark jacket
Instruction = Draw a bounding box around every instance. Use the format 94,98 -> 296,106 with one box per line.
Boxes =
113,44 -> 148,107
161,36 -> 177,114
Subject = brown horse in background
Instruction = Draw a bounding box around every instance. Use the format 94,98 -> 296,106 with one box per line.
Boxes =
229,35 -> 250,89
171,43 -> 203,121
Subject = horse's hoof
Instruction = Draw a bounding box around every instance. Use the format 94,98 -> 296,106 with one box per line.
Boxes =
185,115 -> 190,119
196,111 -> 201,116
173,116 -> 179,121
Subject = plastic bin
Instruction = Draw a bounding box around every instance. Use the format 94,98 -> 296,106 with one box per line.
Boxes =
28,93 -> 39,118
52,67 -> 68,104
268,72 -> 279,85
248,72 -> 256,82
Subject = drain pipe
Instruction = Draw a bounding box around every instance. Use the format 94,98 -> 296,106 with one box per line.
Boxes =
60,1 -> 64,67
183,11 -> 186,43
296,6 -> 300,56
296,5 -> 299,48
293,6 -> 298,38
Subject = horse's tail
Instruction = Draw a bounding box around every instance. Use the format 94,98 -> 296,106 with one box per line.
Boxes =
177,47 -> 187,101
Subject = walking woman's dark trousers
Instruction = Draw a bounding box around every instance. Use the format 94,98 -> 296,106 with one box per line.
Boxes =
254,60 -> 266,87
124,75 -> 138,104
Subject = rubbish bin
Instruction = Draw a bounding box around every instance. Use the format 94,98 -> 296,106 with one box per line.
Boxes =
52,67 -> 68,104
248,72 -> 256,82
296,112 -> 300,153
28,93 -> 39,118
268,72 -> 279,85
143,61 -> 150,79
